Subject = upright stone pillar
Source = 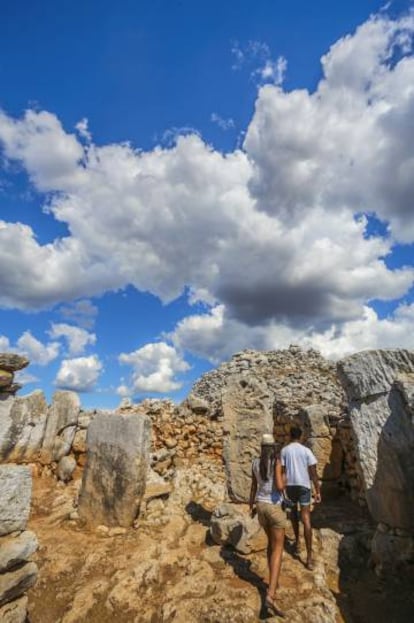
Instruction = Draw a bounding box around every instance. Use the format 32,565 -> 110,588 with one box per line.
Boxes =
222,376 -> 274,502
78,412 -> 151,527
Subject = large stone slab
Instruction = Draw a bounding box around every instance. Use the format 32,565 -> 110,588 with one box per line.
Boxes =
78,412 -> 151,527
0,392 -> 48,463
338,349 -> 414,401
0,465 -> 32,536
0,562 -> 38,607
40,391 -> 80,464
338,350 -> 414,530
0,531 -> 38,573
221,376 -> 274,502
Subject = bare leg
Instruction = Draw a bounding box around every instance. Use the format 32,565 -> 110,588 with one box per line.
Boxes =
301,506 -> 313,565
268,527 -> 285,599
290,506 -> 300,551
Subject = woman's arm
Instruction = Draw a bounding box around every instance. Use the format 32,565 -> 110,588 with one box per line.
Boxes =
249,469 -> 257,516
274,459 -> 284,492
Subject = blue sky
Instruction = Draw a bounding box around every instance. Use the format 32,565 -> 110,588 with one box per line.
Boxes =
1,0 -> 414,408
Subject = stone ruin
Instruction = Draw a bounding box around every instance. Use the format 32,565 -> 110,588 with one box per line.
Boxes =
1,346 -> 414,620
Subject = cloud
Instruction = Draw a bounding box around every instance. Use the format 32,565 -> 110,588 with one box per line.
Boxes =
211,113 -> 235,131
16,331 -> 60,365
49,323 -> 96,355
171,301 -> 414,363
0,109 -> 84,192
230,40 -> 287,85
55,355 -> 102,391
0,11 -> 414,360
0,336 -> 10,351
15,370 -> 39,385
119,341 -> 190,394
58,299 -> 98,329
254,56 -> 287,85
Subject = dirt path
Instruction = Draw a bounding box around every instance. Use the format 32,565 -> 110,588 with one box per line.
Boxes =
26,473 -> 414,623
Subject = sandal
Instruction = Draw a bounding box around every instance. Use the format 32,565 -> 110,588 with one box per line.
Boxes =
265,594 -> 285,618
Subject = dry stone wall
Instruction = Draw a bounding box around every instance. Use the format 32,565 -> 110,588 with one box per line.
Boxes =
0,465 -> 38,622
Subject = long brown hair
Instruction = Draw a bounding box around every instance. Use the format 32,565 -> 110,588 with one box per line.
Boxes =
259,444 -> 276,481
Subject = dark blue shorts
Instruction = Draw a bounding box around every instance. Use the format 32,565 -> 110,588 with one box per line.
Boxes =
286,485 -> 311,507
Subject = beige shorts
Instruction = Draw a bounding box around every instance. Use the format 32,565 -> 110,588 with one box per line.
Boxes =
256,502 -> 287,530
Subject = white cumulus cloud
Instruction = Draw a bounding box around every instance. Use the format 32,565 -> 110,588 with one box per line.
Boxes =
119,342 -> 190,394
0,12 -> 414,361
55,355 -> 102,392
49,323 -> 96,356
16,331 -> 60,365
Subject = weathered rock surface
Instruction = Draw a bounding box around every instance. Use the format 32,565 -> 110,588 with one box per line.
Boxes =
338,350 -> 414,530
57,455 -> 77,482
0,392 -> 48,463
210,502 -> 267,553
0,355 -> 29,373
0,531 -> 38,573
40,391 -> 80,464
0,595 -> 28,623
0,465 -> 32,536
338,349 -> 414,572
78,412 -> 151,527
338,349 -> 414,401
0,562 -> 38,607
222,376 -> 274,502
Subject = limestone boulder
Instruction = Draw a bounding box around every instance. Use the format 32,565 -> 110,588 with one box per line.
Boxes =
338,349 -> 414,401
0,355 -> 29,373
0,370 -> 13,388
57,455 -> 77,482
299,404 -> 330,438
40,391 -> 80,464
371,528 -> 414,573
0,392 -> 48,463
0,466 -> 32,536
0,595 -> 28,623
209,502 -> 266,554
0,562 -> 38,607
0,531 -> 38,573
222,376 -> 273,502
78,411 -> 151,527
338,350 -> 414,530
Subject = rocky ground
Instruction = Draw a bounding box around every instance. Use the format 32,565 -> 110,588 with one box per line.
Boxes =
25,464 -> 414,623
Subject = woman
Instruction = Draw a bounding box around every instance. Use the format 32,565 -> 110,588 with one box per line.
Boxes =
249,433 -> 286,617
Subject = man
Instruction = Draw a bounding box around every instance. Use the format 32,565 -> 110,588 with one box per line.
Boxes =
281,426 -> 321,570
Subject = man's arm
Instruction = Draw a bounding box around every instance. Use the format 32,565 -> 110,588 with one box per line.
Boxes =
249,469 -> 257,516
308,464 -> 321,503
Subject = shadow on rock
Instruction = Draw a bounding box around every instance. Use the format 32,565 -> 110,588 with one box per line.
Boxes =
219,546 -> 271,620
185,501 -> 212,527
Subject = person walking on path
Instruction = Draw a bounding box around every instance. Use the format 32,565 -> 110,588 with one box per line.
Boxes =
281,426 -> 321,571
249,433 -> 286,617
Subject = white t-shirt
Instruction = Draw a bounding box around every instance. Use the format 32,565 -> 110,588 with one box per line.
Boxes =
252,458 -> 283,504
280,442 -> 317,489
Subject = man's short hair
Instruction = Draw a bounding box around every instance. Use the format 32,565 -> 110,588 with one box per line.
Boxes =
290,426 -> 302,440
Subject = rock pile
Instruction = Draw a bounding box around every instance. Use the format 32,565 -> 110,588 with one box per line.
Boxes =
0,465 -> 38,623
0,354 -> 29,397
